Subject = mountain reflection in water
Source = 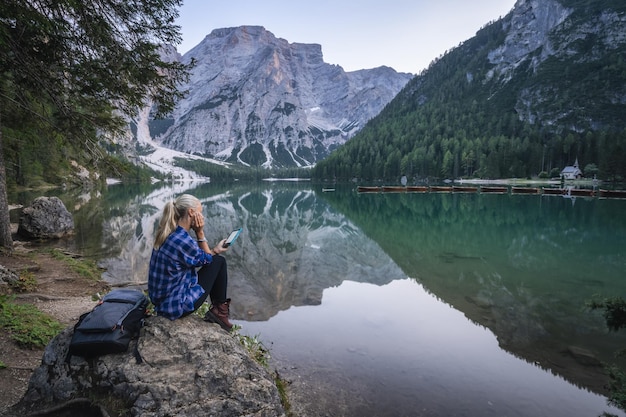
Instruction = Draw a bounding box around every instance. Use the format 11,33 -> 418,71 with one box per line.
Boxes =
27,181 -> 626,417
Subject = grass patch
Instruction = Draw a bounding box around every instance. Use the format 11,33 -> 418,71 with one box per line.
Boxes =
0,295 -> 63,349
47,248 -> 103,281
274,370 -> 293,416
194,302 -> 211,319
8,270 -> 38,293
233,328 -> 270,368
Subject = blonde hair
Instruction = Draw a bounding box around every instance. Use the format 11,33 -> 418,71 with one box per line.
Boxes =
153,194 -> 200,249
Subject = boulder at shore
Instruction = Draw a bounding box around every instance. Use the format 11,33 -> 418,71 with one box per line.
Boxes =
3,316 -> 285,417
18,196 -> 74,239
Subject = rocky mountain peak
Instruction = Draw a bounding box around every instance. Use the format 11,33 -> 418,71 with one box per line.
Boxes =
147,26 -> 412,168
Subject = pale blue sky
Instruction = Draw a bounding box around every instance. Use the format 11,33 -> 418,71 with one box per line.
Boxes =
176,0 -> 517,74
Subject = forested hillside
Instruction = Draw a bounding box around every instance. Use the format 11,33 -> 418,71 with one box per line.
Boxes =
312,0 -> 626,183
0,0 -> 187,192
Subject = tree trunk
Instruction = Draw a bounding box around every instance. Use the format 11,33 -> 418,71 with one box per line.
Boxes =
0,118 -> 15,253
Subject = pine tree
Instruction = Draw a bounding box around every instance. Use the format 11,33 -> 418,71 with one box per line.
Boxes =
0,0 -> 190,251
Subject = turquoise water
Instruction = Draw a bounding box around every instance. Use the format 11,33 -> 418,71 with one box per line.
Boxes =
12,182 -> 626,416
321,189 -> 626,365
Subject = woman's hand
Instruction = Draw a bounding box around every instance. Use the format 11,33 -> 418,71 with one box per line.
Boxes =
190,210 -> 205,234
213,239 -> 229,255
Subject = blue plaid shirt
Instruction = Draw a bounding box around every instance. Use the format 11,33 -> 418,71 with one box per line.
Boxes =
148,226 -> 213,319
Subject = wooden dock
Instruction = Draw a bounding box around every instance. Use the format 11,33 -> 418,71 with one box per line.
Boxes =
355,185 -> 626,199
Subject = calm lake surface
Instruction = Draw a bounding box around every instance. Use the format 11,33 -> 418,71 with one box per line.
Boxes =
11,181 -> 626,416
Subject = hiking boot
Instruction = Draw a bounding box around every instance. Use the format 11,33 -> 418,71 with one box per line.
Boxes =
204,298 -> 233,331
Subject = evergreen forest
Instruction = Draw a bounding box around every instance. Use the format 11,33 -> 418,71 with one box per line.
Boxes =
311,1 -> 626,183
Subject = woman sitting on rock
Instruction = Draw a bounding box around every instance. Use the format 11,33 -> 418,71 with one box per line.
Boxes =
148,193 -> 233,331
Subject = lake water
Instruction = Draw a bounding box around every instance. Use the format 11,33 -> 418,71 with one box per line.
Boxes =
11,181 -> 626,416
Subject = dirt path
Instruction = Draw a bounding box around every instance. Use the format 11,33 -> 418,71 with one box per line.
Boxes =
0,245 -> 110,413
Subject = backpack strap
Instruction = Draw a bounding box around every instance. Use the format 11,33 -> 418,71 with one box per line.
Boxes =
65,311 -> 90,364
115,296 -> 149,331
132,318 -> 145,364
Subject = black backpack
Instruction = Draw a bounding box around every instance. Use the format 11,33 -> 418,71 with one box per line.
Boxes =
68,289 -> 149,361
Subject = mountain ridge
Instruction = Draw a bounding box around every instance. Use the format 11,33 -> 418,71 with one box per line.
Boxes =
145,25 -> 412,169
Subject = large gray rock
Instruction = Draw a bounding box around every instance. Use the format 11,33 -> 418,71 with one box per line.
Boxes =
6,316 -> 285,417
17,197 -> 74,239
0,265 -> 19,290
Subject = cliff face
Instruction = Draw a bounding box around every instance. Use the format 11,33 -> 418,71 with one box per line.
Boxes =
487,0 -> 572,81
150,26 -> 412,168
486,0 -> 626,129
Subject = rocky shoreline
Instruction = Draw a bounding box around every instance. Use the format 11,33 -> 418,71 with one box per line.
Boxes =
0,246 -> 289,417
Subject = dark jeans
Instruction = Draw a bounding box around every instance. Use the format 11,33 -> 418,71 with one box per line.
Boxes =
192,254 -> 229,311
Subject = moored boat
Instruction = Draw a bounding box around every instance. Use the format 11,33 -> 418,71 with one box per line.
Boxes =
568,188 -> 595,197
357,186 -> 381,193
382,186 -> 407,193
406,186 -> 429,192
480,186 -> 508,194
452,186 -> 478,193
542,188 -> 564,195
429,186 -> 452,192
511,187 -> 541,194
599,189 -> 626,199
